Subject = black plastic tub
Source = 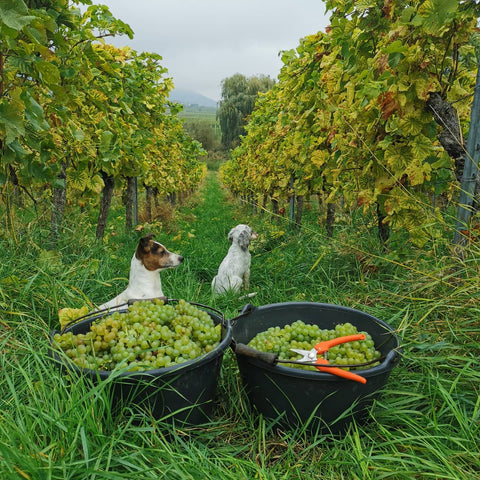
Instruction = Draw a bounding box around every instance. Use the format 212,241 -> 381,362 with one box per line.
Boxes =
50,301 -> 232,426
231,302 -> 401,433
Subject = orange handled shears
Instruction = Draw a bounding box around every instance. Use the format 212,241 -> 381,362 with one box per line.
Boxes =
290,334 -> 367,384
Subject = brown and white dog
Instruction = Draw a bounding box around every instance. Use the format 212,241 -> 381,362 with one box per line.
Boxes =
98,234 -> 183,310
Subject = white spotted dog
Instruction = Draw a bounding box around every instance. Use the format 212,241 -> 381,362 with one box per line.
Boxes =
212,224 -> 258,295
98,234 -> 183,310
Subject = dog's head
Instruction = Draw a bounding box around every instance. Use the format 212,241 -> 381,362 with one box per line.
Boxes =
228,224 -> 258,251
135,233 -> 184,271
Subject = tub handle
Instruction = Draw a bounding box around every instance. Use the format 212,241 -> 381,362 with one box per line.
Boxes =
240,303 -> 257,315
234,343 -> 278,365
230,303 -> 257,327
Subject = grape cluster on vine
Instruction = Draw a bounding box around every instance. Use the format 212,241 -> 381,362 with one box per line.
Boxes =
248,320 -> 381,371
53,299 -> 221,372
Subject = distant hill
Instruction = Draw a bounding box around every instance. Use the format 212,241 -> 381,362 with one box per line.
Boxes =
169,88 -> 218,108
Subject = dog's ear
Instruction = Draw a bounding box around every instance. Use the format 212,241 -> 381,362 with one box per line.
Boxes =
137,233 -> 154,255
238,230 -> 251,251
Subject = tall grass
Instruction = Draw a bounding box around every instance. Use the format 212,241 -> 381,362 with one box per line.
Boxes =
1,172 -> 479,479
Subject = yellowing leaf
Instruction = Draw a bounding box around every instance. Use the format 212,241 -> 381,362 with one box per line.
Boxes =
311,150 -> 329,167
414,77 -> 437,101
58,306 -> 89,330
277,175 -> 289,188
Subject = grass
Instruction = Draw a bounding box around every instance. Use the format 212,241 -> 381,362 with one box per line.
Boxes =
1,172 -> 479,479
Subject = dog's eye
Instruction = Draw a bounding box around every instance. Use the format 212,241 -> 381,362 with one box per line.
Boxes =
151,242 -> 166,256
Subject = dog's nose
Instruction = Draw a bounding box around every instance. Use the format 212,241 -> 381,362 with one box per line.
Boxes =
178,256 -> 184,263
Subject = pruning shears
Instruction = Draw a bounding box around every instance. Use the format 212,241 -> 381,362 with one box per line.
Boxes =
290,334 -> 367,384
234,333 -> 373,384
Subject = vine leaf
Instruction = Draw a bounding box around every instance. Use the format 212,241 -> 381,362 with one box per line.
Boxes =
0,0 -> 35,31
0,95 -> 25,144
22,91 -> 49,132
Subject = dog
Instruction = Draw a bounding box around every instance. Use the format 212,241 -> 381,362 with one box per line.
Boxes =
98,233 -> 183,310
212,224 -> 258,294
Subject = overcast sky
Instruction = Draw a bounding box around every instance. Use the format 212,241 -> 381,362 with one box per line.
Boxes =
90,0 -> 330,101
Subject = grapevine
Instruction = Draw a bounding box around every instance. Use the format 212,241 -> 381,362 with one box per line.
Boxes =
53,299 -> 221,372
0,2 -> 206,239
221,1 -> 480,246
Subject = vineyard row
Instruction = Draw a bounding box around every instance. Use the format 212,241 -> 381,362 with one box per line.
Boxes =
220,0 -> 480,248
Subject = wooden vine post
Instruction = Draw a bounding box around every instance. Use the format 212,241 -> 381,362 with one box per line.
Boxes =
454,59 -> 480,246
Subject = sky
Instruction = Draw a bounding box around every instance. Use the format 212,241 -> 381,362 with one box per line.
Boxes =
89,0 -> 330,102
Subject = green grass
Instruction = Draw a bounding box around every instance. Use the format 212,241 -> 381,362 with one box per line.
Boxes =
1,172 -> 479,479
178,105 -> 217,120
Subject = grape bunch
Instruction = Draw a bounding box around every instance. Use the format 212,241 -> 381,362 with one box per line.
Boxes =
248,320 -> 381,371
53,299 -> 221,372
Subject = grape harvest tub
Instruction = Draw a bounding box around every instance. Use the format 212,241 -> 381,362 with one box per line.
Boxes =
50,301 -> 231,426
231,302 -> 401,433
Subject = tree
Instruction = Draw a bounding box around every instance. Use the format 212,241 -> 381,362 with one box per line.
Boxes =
217,73 -> 274,150
183,119 -> 219,152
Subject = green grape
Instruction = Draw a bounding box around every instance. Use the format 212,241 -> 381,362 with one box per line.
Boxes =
248,320 -> 382,372
53,299 -> 222,373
